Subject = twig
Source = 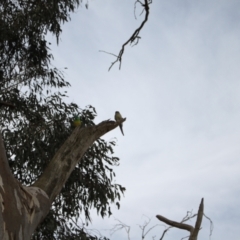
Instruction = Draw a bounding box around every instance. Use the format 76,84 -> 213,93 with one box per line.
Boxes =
100,0 -> 152,71
204,213 -> 214,239
110,218 -> 131,240
98,50 -> 118,58
138,216 -> 161,240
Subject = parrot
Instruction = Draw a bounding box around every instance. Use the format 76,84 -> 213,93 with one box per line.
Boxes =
114,111 -> 124,136
73,115 -> 81,127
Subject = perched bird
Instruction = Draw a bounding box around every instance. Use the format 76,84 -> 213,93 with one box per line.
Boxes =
114,111 -> 124,136
73,115 -> 81,127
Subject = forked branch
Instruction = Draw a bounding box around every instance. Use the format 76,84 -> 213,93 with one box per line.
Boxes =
100,0 -> 152,71
156,198 -> 204,240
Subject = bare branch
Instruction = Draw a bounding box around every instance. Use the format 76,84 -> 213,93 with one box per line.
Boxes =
159,211 -> 197,240
101,0 -> 152,71
156,215 -> 194,233
189,198 -> 204,240
204,213 -> 214,239
159,227 -> 170,240
138,216 -> 161,240
181,235 -> 190,240
110,218 -> 131,240
156,198 -> 205,240
99,50 -> 119,58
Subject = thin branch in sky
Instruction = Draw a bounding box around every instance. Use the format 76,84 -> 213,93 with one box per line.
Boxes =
110,218 -> 131,240
137,216 -> 162,240
204,213 -> 214,239
100,0 -> 152,71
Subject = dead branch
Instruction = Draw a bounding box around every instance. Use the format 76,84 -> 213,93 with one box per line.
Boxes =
159,211 -> 197,240
156,215 -> 194,233
110,219 -> 131,240
100,0 -> 152,71
190,198 -> 204,240
204,213 -> 214,238
156,198 -> 205,240
137,216 -> 162,240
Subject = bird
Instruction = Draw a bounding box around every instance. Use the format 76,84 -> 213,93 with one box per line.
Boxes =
73,115 -> 81,127
114,111 -> 124,136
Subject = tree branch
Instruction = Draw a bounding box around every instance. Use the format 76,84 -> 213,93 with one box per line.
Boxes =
101,0 -> 151,71
0,117 -> 126,239
190,198 -> 204,240
159,211 -> 197,240
33,118 -> 126,203
156,215 -> 194,233
156,198 -> 204,240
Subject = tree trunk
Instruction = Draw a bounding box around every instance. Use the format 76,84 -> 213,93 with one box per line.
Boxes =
0,118 -> 125,239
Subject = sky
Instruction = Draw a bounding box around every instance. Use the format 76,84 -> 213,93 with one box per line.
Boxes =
48,0 -> 240,239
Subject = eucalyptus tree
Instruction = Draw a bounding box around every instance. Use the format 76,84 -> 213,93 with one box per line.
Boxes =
0,0 -> 150,239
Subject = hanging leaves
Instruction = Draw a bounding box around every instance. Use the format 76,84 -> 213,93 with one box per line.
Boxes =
0,1 -> 125,239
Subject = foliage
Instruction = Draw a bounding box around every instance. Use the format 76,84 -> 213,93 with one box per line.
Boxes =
0,0 -> 125,239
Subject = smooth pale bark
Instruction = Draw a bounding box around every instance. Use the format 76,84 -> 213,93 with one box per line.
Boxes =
0,118 -> 125,239
156,198 -> 204,240
0,132 -> 50,240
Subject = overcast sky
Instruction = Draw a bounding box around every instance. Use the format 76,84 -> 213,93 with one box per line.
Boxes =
49,0 -> 240,239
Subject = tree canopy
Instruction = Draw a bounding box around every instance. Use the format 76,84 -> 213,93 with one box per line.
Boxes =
0,0 -> 150,239
0,0 -> 126,239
